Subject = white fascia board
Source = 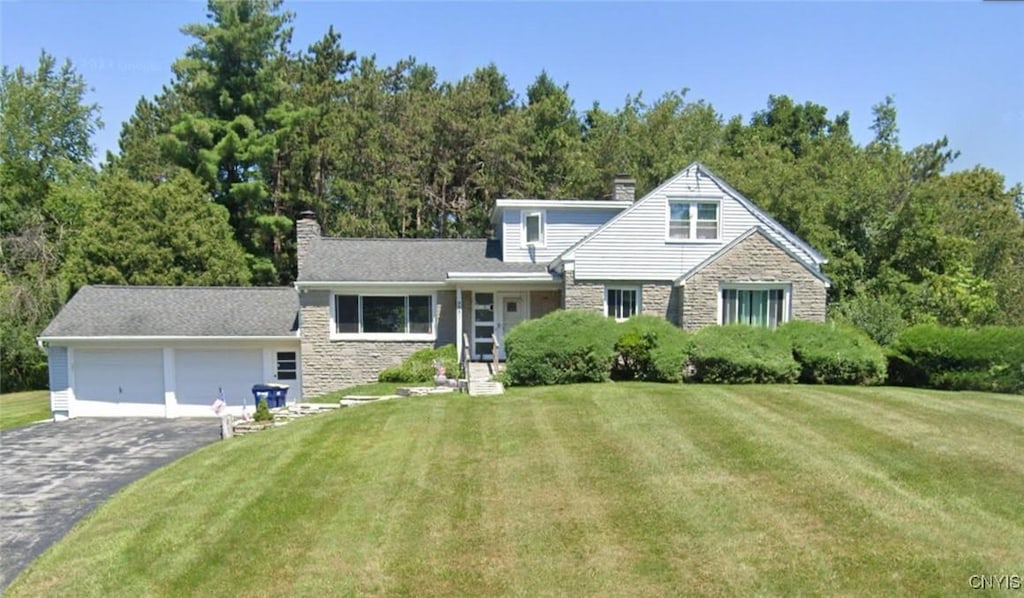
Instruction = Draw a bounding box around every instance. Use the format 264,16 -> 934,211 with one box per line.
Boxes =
38,335 -> 300,344
494,199 -> 632,210
295,281 -> 444,290
445,272 -> 559,283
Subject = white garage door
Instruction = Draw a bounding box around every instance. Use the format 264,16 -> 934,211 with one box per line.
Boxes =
73,349 -> 165,417
174,349 -> 264,415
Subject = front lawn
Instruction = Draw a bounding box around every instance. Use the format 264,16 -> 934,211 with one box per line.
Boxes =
0,390 -> 50,430
9,384 -> 1024,596
307,381 -> 405,402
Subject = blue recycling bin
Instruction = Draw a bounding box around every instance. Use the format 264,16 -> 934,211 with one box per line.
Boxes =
252,384 -> 289,409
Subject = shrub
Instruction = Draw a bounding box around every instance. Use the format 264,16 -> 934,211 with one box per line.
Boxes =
378,344 -> 460,383
612,315 -> 691,382
253,398 -> 273,422
778,321 -> 886,385
504,309 -> 618,386
887,325 -> 1024,394
689,325 -> 800,384
828,293 -> 907,346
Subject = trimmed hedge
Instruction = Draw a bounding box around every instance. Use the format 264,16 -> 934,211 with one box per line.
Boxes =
378,344 -> 460,383
612,315 -> 691,382
689,325 -> 800,384
778,321 -> 887,385
887,325 -> 1024,394
504,310 -> 618,386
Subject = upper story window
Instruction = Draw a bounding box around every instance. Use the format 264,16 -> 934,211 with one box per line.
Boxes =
606,286 -> 641,321
668,200 -> 719,241
522,210 -> 545,247
333,294 -> 434,339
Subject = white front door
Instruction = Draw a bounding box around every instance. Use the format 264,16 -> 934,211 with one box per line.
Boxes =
496,294 -> 527,360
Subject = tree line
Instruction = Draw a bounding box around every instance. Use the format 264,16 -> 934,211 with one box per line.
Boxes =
2,0 -> 1022,390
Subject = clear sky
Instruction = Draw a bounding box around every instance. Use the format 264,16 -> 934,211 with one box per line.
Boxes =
3,1 -> 1022,188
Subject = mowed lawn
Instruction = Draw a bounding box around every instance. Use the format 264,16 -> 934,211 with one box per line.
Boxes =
0,390 -> 50,430
9,384 -> 1024,596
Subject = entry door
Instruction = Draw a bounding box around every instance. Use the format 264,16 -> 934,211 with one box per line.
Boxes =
497,294 -> 527,360
473,292 -> 496,360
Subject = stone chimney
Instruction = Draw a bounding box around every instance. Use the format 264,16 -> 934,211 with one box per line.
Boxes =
613,174 -> 636,202
296,210 -> 321,279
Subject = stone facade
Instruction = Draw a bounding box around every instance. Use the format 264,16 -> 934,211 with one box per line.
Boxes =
300,290 -> 436,397
680,231 -> 827,330
561,232 -> 825,331
530,290 -> 561,319
641,282 -> 679,326
562,269 -> 605,312
563,271 -> 679,325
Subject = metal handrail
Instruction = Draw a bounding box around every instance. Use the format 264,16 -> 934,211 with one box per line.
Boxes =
491,334 -> 500,371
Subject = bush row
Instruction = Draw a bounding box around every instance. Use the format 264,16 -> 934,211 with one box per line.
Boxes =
503,310 -> 888,387
378,344 -> 460,383
887,325 -> 1024,394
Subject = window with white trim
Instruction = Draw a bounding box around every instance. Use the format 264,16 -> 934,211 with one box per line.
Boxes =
668,200 -> 719,241
276,351 -> 297,380
522,211 -> 545,246
334,294 -> 434,336
606,287 -> 640,320
721,287 -> 787,328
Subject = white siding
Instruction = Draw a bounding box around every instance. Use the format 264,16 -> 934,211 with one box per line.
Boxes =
573,166 -> 817,280
48,345 -> 70,417
503,207 -> 622,263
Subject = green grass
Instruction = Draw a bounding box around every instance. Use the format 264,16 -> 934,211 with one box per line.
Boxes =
9,384 -> 1024,596
0,390 -> 50,430
308,381 -> 406,403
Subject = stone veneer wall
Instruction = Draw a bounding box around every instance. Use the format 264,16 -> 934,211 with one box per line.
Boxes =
530,290 -> 561,319
300,290 -> 438,398
641,282 -> 679,326
563,271 -> 678,324
681,232 -> 827,330
562,270 -> 605,312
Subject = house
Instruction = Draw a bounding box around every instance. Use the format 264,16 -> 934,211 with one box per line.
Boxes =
39,162 -> 829,418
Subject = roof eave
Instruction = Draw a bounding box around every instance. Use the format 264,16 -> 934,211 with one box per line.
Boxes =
38,335 -> 300,343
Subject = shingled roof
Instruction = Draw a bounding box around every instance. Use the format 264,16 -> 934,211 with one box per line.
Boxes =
39,286 -> 299,339
299,238 -> 550,282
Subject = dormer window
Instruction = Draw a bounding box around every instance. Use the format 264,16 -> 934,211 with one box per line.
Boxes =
522,210 -> 545,247
668,200 -> 719,241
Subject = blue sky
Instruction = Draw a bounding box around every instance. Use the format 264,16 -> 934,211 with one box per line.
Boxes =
3,1 -> 1022,188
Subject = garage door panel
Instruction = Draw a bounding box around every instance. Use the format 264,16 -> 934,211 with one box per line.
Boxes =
175,350 -> 263,407
73,349 -> 164,407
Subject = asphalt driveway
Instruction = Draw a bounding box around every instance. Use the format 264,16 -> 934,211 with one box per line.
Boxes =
0,418 -> 220,591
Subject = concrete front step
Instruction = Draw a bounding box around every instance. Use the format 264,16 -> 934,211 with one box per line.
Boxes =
469,381 -> 505,396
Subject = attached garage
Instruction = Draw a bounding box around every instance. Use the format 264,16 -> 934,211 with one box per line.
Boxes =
39,285 -> 301,420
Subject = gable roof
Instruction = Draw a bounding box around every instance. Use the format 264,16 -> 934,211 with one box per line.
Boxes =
550,161 -> 828,268
39,285 -> 299,339
299,238 -> 550,283
675,226 -> 831,286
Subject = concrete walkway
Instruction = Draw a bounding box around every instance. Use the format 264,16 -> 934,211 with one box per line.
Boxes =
0,418 -> 220,591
